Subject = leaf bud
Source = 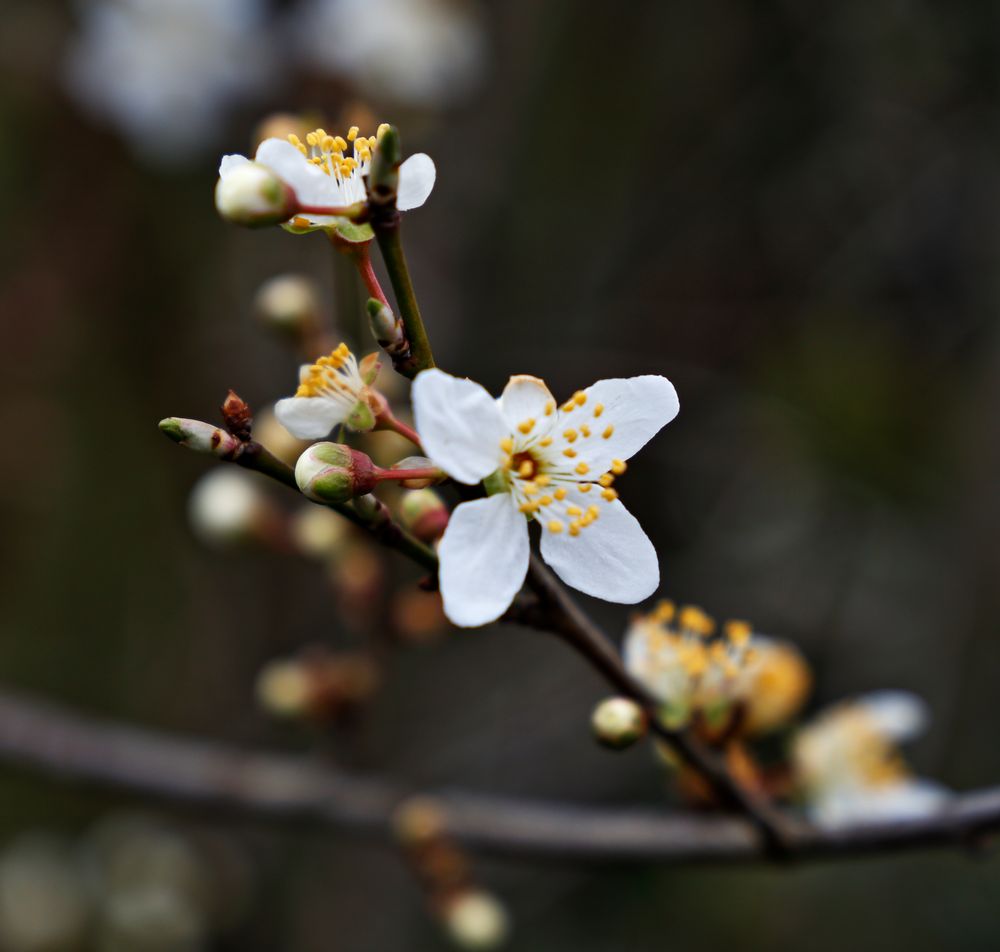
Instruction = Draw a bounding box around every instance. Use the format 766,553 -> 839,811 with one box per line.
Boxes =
590,696 -> 648,750
294,443 -> 377,505
159,418 -> 240,458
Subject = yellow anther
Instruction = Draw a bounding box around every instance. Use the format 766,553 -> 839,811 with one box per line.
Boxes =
724,620 -> 753,648
587,505 -> 600,519
563,429 -> 578,442
292,216 -> 311,229
601,488 -> 618,501
535,474 -> 551,487
288,134 -> 302,147
519,501 -> 539,514
554,488 -> 568,501
517,418 -> 535,435
581,512 -> 595,527
368,136 -> 377,148
544,400 -> 555,416
321,134 -> 336,151
573,391 -> 587,406
334,135 -> 347,151
306,131 -> 319,146
603,424 -> 615,439
377,123 -> 391,139
500,456 -> 512,469
539,495 -> 553,506
548,520 -> 564,534
569,522 -> 581,537
522,482 -> 538,496
580,425 -> 591,438
593,403 -> 604,417
561,400 -> 576,413
611,459 -> 627,475
578,483 -> 592,493
500,437 -> 514,453
518,460 -> 533,478
653,599 -> 676,623
566,505 -> 583,517
347,126 -> 359,141
539,437 -> 553,447
679,605 -> 716,637
598,473 -> 614,488
575,462 -> 590,475
563,448 -> 577,458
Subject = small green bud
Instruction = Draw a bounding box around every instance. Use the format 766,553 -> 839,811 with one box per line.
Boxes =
366,297 -> 408,357
399,488 -> 449,542
215,162 -> 294,226
591,697 -> 648,750
369,126 -> 401,196
294,443 -> 377,504
159,417 -> 240,458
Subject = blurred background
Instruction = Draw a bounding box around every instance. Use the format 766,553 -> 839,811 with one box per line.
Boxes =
2,0 -> 1000,948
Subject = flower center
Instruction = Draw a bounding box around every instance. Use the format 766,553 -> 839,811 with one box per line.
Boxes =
287,124 -> 389,180
295,343 -> 361,398
510,451 -> 538,481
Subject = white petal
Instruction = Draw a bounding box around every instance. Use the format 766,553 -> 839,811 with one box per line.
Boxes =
540,497 -> 658,603
571,375 -> 679,474
275,396 -> 345,440
219,153 -> 249,177
397,153 -> 436,211
858,691 -> 929,742
438,494 -> 529,627
497,375 -> 557,433
255,138 -> 331,206
411,369 -> 508,484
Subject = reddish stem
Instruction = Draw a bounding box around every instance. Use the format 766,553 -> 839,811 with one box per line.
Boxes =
352,244 -> 391,308
375,410 -> 422,448
375,466 -> 442,483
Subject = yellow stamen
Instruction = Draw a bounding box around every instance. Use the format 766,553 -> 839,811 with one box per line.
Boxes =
548,520 -> 564,534
518,460 -> 533,478
569,522 -> 581,537
554,488 -> 568,501
563,448 -> 577,458
563,429 -> 578,442
535,474 -> 551,487
578,483 -> 592,493
603,425 -> 615,439
725,620 -> 753,648
598,473 -> 614,488
566,506 -> 583,517
575,462 -> 590,475
573,391 -> 587,406
347,126 -> 359,141
580,425 -> 591,438
539,495 -> 553,506
500,437 -> 514,453
593,403 -> 604,417
653,600 -> 676,623
539,437 -> 553,447
601,488 -> 618,501
544,400 -> 555,416
611,459 -> 627,475
517,418 -> 535,435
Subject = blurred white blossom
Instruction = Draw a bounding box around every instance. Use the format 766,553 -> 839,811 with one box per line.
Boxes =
293,0 -> 486,107
65,0 -> 276,164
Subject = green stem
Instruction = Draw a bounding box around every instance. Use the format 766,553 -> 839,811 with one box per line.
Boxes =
373,223 -> 434,377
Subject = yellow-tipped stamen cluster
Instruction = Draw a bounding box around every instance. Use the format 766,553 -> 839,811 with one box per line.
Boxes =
493,387 -> 638,537
625,601 -> 757,712
295,343 -> 366,404
287,123 -> 391,182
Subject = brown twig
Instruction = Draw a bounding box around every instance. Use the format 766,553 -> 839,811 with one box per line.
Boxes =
0,688 -> 993,864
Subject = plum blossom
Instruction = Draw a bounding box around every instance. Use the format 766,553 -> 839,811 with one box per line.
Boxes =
275,344 -> 382,438
412,369 -> 679,627
792,691 -> 949,829
218,125 -> 435,236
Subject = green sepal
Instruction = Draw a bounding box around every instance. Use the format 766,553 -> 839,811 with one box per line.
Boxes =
346,399 -> 376,432
482,470 -> 508,498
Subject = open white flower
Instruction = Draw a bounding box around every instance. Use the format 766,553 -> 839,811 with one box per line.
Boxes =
412,369 -> 679,627
792,691 -> 949,829
275,343 -> 381,439
218,124 -> 435,238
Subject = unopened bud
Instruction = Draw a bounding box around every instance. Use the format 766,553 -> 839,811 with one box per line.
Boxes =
369,126 -> 401,203
295,443 -> 377,504
290,506 -> 350,559
392,796 -> 448,847
215,161 -> 293,226
591,697 -> 648,750
256,651 -> 379,722
443,890 -> 510,951
254,274 -> 321,335
188,470 -> 269,547
159,417 -> 240,458
399,488 -> 449,542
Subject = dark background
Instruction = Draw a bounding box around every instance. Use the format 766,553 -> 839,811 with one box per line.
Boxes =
1,1 -> 999,949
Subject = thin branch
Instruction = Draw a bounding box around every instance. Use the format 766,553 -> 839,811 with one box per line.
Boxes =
514,556 -> 802,852
0,688 -> 994,864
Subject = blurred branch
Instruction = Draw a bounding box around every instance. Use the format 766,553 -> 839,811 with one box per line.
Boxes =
0,688 -> 996,864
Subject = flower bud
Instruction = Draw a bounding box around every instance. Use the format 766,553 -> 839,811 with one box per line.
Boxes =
215,161 -> 293,226
399,488 -> 449,542
294,443 -> 377,504
254,274 -> 321,336
590,697 -> 648,750
188,470 -> 270,547
366,297 -> 408,356
443,890 -> 510,951
256,651 -> 380,723
159,417 -> 240,458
